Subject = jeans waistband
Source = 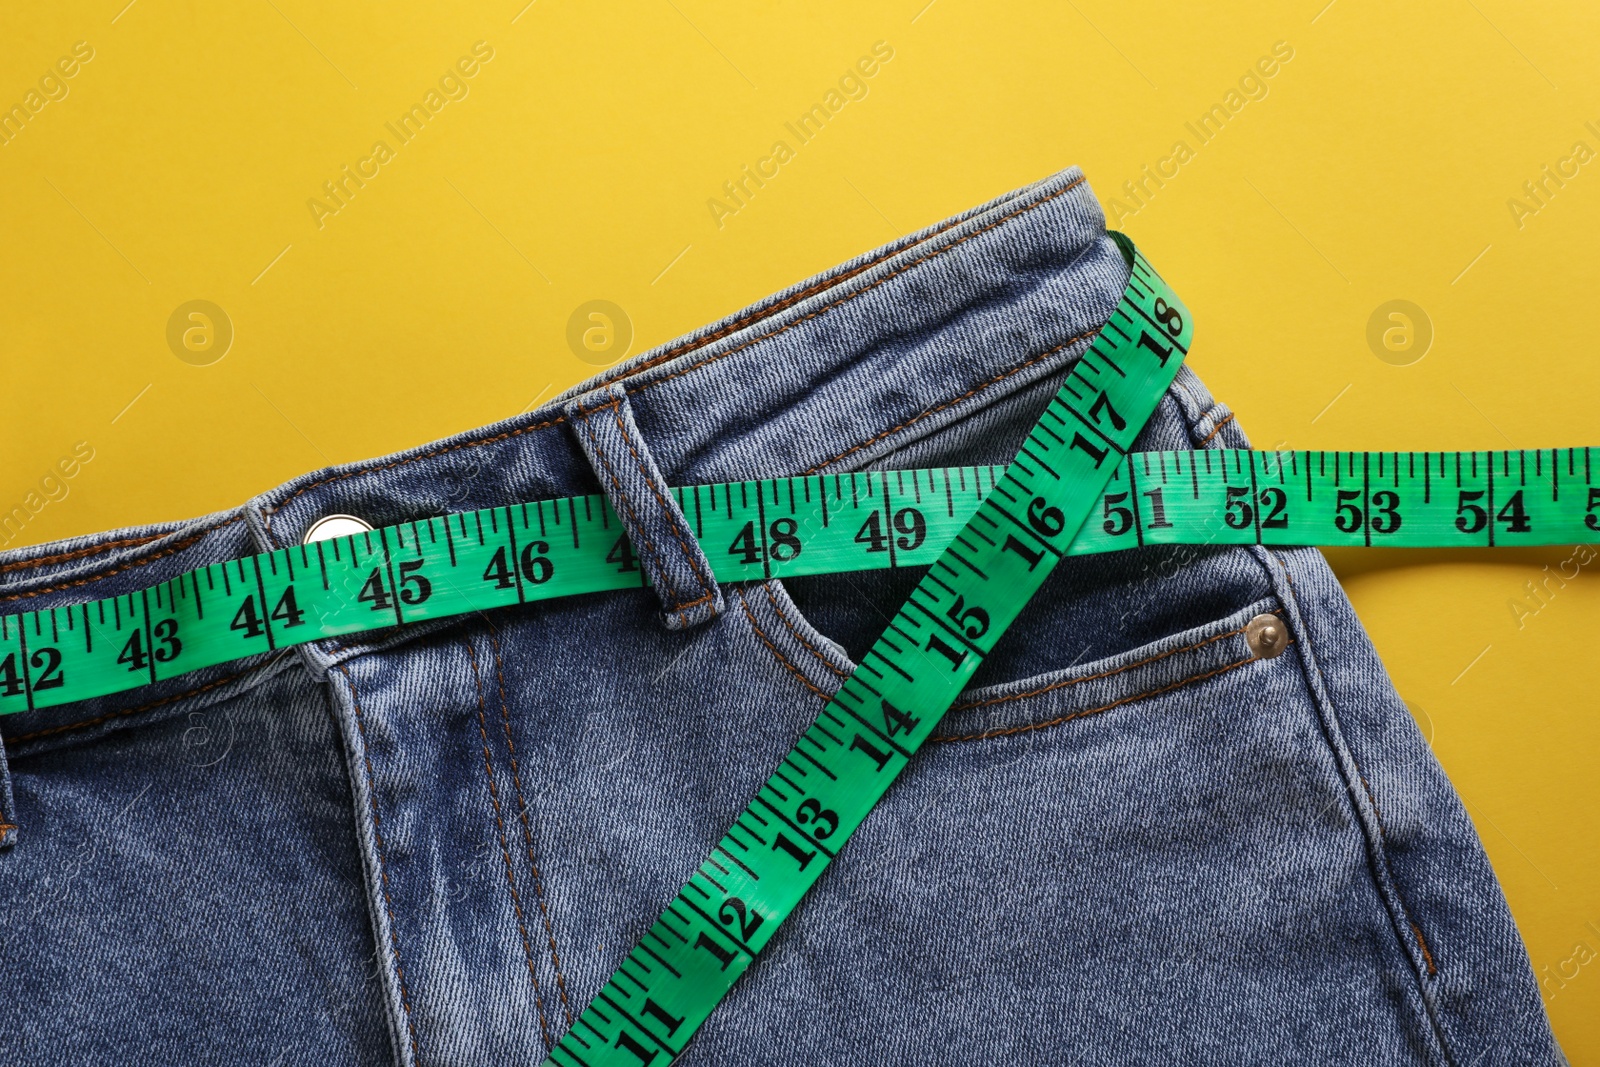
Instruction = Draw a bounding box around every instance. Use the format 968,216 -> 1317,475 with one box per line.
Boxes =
0,165 -> 1134,729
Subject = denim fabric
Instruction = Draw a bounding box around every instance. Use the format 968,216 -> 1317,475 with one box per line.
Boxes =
0,167 -> 1562,1066
563,382 -> 725,631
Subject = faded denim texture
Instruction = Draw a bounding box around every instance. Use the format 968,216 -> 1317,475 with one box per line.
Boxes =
0,168 -> 1562,1065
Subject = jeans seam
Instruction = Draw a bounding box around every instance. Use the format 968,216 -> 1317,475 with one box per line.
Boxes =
1179,382 -> 1453,1057
1196,412 -> 1236,446
486,626 -> 576,1029
0,514 -> 247,601
734,586 -> 832,702
335,662 -> 423,1066
800,327 -> 1099,475
465,637 -> 555,1051
621,176 -> 1090,397
1261,548 -> 1457,1063
947,618 -> 1268,714
264,419 -> 562,547
588,201 -> 987,387
0,531 -> 168,573
760,584 -> 848,679
1359,766 -> 1442,979
258,176 -> 1090,548
935,650 -> 1269,743
8,660 -> 273,745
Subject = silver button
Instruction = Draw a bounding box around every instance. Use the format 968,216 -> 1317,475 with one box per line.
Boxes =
1245,613 -> 1288,659
302,513 -> 376,545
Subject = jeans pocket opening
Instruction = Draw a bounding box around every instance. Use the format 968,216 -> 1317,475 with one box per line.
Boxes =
932,597 -> 1284,744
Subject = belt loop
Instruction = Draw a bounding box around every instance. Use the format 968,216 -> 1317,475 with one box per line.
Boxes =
564,383 -> 726,631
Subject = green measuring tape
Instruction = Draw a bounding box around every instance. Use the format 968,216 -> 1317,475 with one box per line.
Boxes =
1,237 -> 1595,1062
4,446 -> 1596,715
541,236 -> 1190,1066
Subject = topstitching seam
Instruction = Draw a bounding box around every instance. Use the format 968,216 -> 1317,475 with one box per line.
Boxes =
734,587 -> 831,702
1263,548 -> 1453,1052
761,584 -> 848,679
8,660 -> 272,745
1197,412 -> 1236,446
465,638 -> 555,1050
589,200 -> 986,385
0,531 -> 167,573
623,177 -> 1090,399
947,620 -> 1260,713
0,515 -> 246,602
935,651 -> 1269,743
334,662 -> 423,1065
487,627 -> 575,1028
802,326 -> 1098,474
257,175 -> 1087,546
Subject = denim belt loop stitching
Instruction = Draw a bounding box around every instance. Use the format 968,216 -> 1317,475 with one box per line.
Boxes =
564,382 -> 725,631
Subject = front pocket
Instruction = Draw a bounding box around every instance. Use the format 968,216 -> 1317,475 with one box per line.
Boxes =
747,574 -> 1290,757
699,587 -> 1450,1063
933,597 -> 1281,743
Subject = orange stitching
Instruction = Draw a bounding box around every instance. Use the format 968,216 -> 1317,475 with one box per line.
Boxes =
949,621 -> 1263,713
1266,548 -> 1443,986
0,515 -> 245,602
937,650 -> 1271,743
1411,922 -> 1439,977
734,587 -> 831,701
464,640 -> 554,1049
0,823 -> 16,832
761,585 -> 847,678
591,206 -> 986,385
628,178 -> 1091,399
262,415 -> 565,547
258,178 -> 1089,541
335,663 -> 423,1064
610,399 -> 716,603
574,401 -> 681,605
800,330 -> 1096,475
24,182 -> 1092,604
8,660 -> 272,744
1197,413 -> 1236,446
487,628 -> 575,1028
1359,773 -> 1387,838
0,532 -> 168,573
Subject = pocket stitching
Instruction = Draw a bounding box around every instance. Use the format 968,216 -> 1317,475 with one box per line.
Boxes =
733,586 -> 832,702
935,646 -> 1274,743
759,583 -> 849,680
949,617 -> 1266,715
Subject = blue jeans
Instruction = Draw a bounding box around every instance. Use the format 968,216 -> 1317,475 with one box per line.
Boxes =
0,168 -> 1561,1065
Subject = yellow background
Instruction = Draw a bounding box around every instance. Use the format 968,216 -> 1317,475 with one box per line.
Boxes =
3,0 -> 1598,1053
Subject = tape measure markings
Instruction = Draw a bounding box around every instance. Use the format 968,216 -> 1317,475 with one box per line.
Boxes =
3,242 -> 1593,1059
2,446 -> 1597,715
540,235 -> 1191,1066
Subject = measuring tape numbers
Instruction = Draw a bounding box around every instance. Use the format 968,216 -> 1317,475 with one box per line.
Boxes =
1,452 -> 1595,721
539,233 -> 1191,1065
2,236 -> 1596,1063
2,450 -> 1594,717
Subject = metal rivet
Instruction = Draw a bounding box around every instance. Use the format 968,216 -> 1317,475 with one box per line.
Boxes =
302,514 -> 375,545
1245,613 -> 1288,659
